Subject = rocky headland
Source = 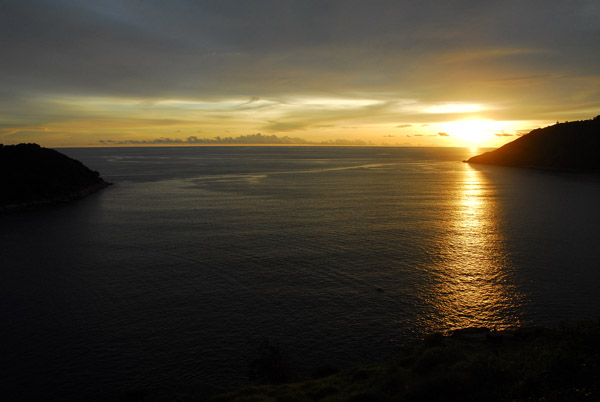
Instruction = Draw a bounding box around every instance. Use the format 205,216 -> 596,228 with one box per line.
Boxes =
466,115 -> 600,171
0,143 -> 111,211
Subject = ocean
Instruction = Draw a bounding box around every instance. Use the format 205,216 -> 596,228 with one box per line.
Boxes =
2,146 -> 600,401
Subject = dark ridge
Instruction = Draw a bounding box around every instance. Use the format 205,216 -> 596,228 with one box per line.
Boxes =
465,115 -> 600,171
209,320 -> 600,402
0,143 -> 111,211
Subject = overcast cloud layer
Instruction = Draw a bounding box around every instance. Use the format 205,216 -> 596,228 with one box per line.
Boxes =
1,0 -> 599,146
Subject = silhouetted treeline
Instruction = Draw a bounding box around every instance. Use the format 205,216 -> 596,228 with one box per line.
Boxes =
0,143 -> 110,209
466,115 -> 600,171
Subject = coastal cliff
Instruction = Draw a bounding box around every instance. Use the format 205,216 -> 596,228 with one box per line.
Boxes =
0,143 -> 111,210
466,116 -> 600,171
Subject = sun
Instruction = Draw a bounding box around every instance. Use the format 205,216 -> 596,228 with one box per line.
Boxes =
438,119 -> 507,146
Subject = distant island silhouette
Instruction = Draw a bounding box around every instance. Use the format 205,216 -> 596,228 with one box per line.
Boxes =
466,115 -> 600,171
0,143 -> 111,210
99,133 -> 371,146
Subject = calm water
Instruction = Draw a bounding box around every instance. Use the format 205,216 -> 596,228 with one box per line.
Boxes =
2,146 -> 600,401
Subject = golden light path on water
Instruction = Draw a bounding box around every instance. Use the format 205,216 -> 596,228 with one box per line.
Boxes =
426,163 -> 525,332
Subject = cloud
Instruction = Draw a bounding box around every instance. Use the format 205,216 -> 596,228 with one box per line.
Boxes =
238,96 -> 261,106
99,133 -> 374,146
437,132 -> 450,136
4,1 -> 597,102
100,133 -> 305,145
261,99 -> 395,132
2,0 -> 599,145
0,124 -> 51,137
439,48 -> 546,64
494,133 -> 514,137
264,121 -> 310,132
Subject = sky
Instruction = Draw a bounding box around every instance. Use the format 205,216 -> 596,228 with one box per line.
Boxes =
1,0 -> 599,147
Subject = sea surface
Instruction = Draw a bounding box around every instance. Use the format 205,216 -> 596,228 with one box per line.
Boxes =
2,146 -> 600,401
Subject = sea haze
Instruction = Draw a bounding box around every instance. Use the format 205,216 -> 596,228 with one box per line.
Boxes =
2,146 -> 600,401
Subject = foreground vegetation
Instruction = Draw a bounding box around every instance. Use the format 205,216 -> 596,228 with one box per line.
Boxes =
209,321 -> 600,402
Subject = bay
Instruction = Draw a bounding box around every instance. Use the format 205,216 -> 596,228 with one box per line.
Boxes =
2,146 -> 600,401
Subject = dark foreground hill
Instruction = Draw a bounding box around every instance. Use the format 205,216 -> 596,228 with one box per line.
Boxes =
209,321 -> 600,402
0,143 -> 110,210
466,115 -> 600,171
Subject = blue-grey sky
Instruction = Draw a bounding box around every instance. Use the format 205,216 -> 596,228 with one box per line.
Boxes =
1,0 -> 599,146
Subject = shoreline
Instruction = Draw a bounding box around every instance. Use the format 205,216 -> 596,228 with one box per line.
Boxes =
0,181 -> 112,212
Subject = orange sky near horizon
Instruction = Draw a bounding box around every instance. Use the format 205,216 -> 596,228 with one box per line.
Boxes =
0,94 -> 556,148
1,1 -> 598,148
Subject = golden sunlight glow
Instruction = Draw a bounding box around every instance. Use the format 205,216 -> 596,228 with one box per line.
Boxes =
425,165 -> 523,331
424,103 -> 486,114
438,119 -> 510,146
8,93 -> 543,147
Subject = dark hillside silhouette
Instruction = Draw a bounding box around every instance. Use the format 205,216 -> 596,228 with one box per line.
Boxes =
466,116 -> 600,170
0,143 -> 111,210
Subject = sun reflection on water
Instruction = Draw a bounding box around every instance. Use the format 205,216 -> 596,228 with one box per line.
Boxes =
425,164 -> 524,332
